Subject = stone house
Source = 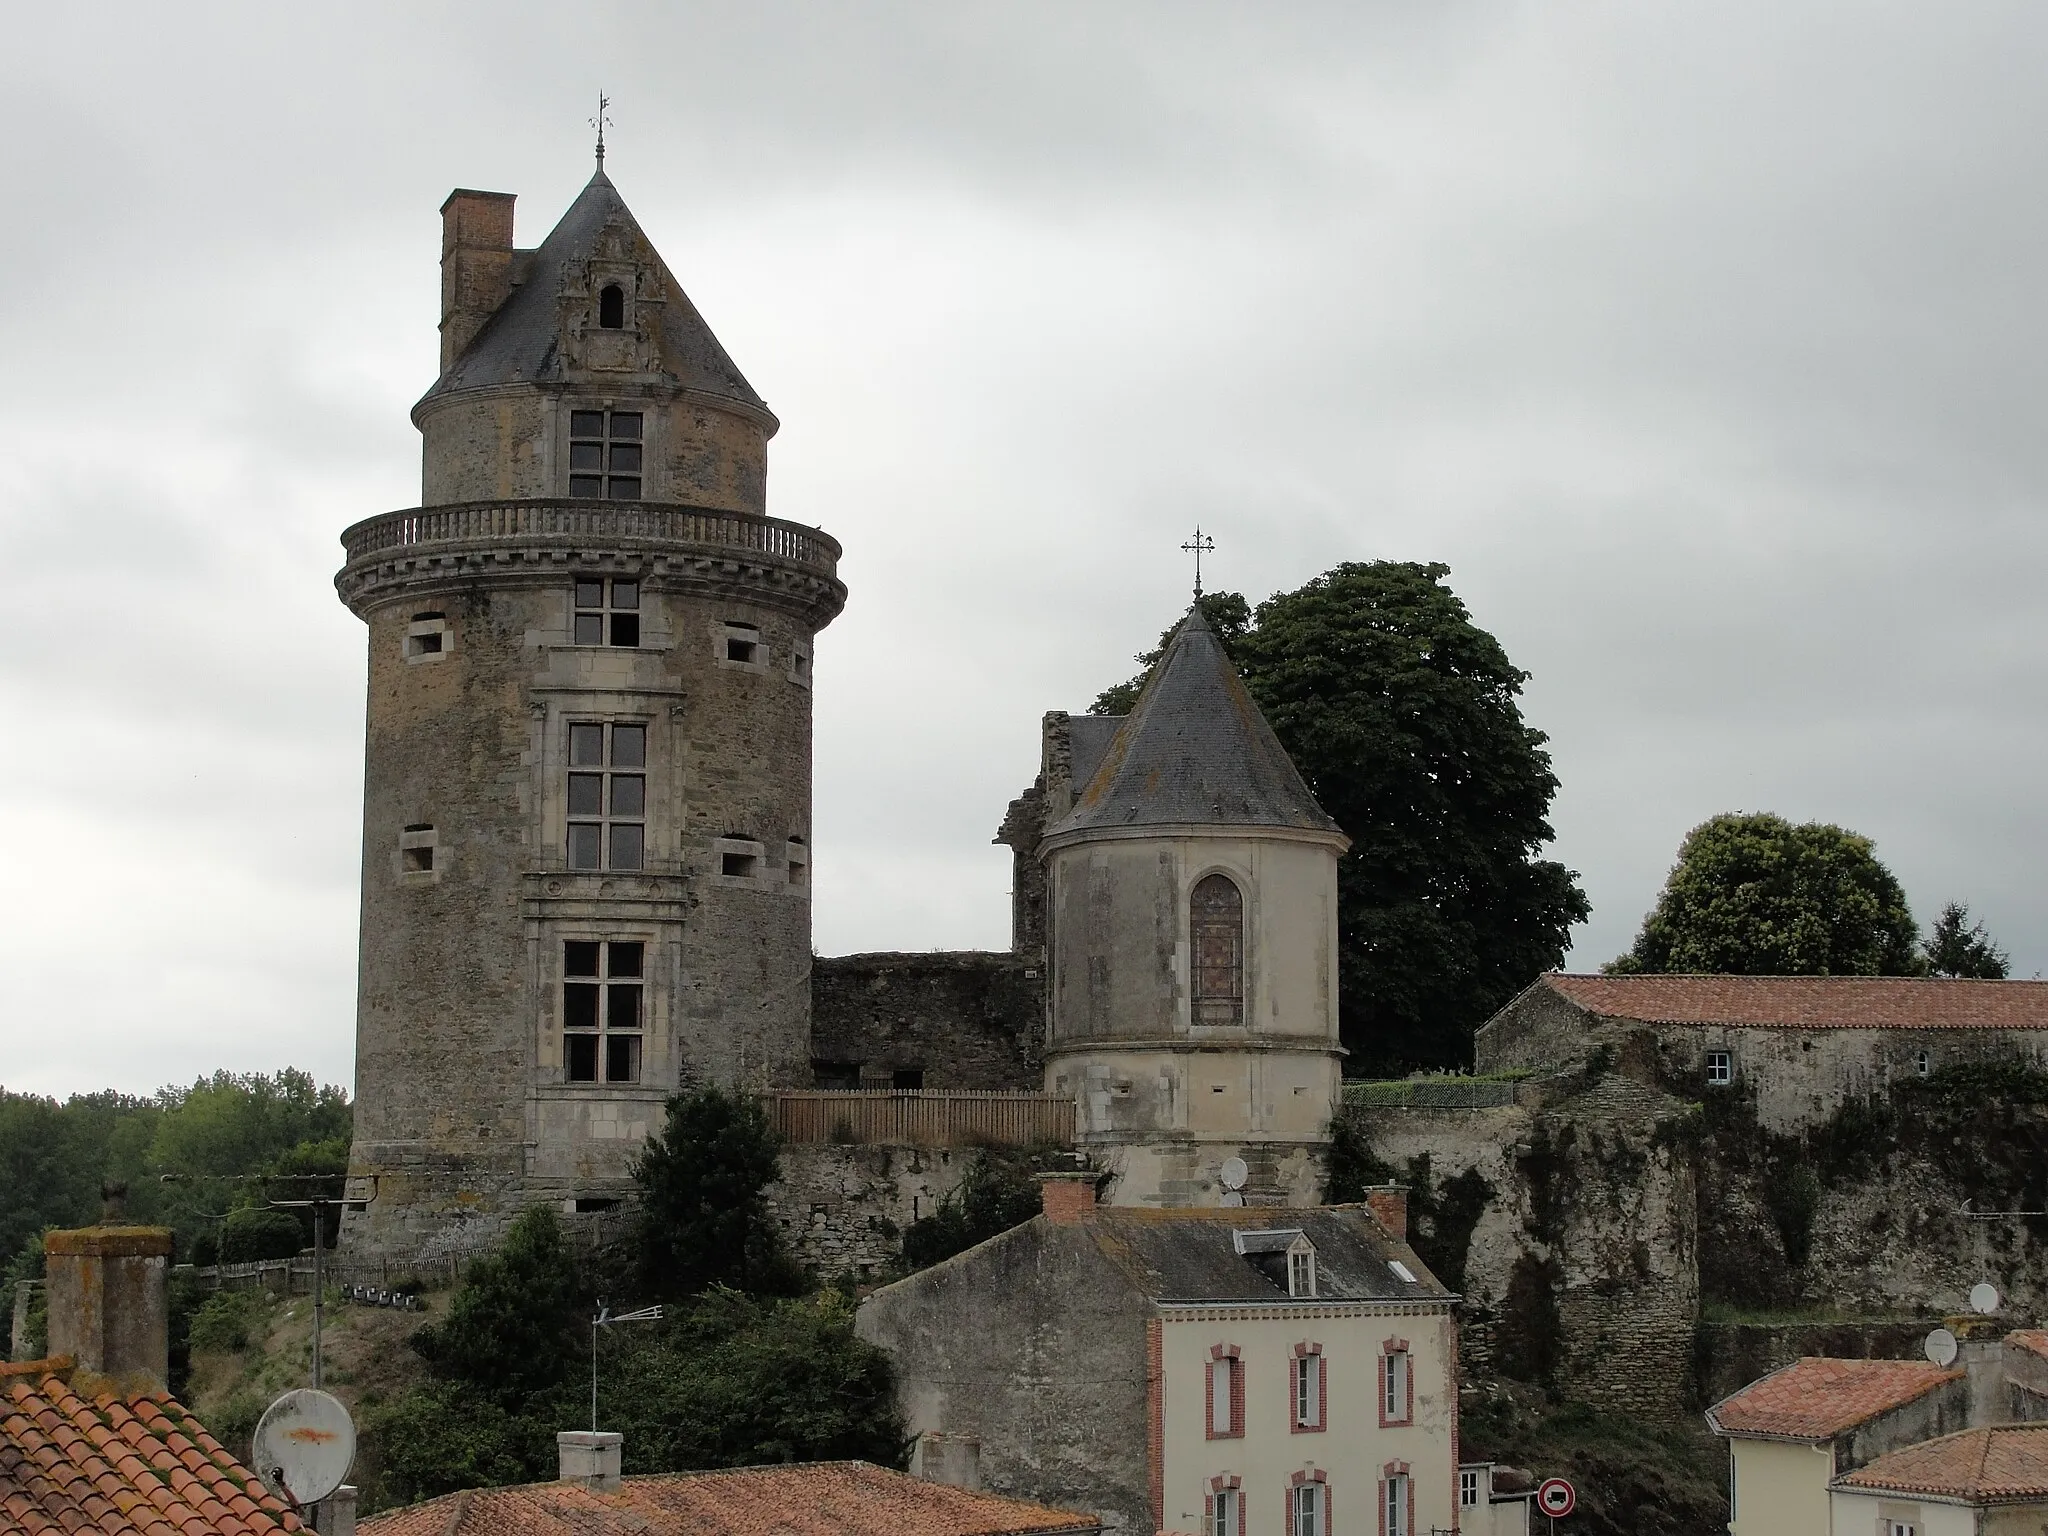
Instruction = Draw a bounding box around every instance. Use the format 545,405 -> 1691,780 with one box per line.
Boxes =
1707,1357 -> 1973,1536
856,1178 -> 1459,1535
1476,974 -> 2048,1133
1830,1425 -> 2048,1533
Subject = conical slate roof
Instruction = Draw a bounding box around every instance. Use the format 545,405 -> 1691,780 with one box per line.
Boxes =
1046,605 -> 1342,839
420,164 -> 769,415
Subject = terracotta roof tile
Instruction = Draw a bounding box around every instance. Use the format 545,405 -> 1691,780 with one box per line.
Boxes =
360,1461 -> 1099,1536
1707,1358 -> 1964,1441
1835,1426 -> 2048,1501
1542,973 -> 2048,1031
0,1363 -> 302,1535
2008,1331 -> 2048,1363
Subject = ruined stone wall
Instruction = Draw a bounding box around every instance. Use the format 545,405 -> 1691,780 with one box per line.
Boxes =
763,1143 -> 975,1281
1343,1075 -> 1699,1421
809,952 -> 1044,1090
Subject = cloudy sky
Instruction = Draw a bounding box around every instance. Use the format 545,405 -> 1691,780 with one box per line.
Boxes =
4,4 -> 2045,1098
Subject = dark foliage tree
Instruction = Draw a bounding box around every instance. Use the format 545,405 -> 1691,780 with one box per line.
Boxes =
1095,565 -> 1586,1072
216,1208 -> 305,1264
899,1148 -> 1068,1271
633,1087 -> 805,1298
1923,901 -> 2010,979
1610,812 -> 1921,976
410,1203 -> 581,1408
1090,591 -> 1252,714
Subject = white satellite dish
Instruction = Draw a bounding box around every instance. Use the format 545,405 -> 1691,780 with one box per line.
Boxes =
1220,1157 -> 1248,1192
252,1388 -> 356,1507
1924,1328 -> 1959,1368
1971,1282 -> 2002,1317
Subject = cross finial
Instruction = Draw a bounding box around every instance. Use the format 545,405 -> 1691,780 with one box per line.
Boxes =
1180,526 -> 1216,598
591,92 -> 613,163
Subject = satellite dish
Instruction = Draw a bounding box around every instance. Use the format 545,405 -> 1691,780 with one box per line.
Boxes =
252,1389 -> 356,1507
1220,1190 -> 1245,1208
1924,1328 -> 1959,1367
1971,1282 -> 2002,1316
1220,1157 -> 1248,1192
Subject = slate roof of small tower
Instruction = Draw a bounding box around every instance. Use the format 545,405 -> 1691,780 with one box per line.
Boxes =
422,163 -> 769,414
1046,605 -> 1342,838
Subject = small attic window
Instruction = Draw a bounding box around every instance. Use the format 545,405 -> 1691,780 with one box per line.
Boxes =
598,284 -> 626,329
1288,1242 -> 1317,1298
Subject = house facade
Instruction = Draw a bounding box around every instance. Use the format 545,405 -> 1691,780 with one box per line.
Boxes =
1476,974 -> 2048,1132
857,1181 -> 1458,1535
1830,1425 -> 2048,1534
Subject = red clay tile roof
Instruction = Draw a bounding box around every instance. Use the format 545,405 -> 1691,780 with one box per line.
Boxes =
1706,1358 -> 1963,1441
1834,1426 -> 2048,1502
0,1361 -> 303,1534
2008,1331 -> 2048,1364
1544,973 -> 2048,1031
360,1463 -> 1098,1536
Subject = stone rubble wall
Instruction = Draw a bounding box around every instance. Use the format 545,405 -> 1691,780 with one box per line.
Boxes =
764,1142 -> 977,1280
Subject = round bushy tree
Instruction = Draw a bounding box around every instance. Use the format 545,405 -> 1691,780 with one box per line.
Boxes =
634,1087 -> 803,1297
1611,812 -> 1920,976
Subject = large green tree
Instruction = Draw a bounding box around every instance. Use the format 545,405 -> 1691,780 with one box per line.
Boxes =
1610,812 -> 1921,975
1921,901 -> 2010,979
1093,564 -> 1586,1074
633,1087 -> 804,1297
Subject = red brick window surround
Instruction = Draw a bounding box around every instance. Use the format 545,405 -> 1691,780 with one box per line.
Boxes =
1206,1345 -> 1244,1439
1206,1475 -> 1243,1536
1379,1338 -> 1413,1428
1288,1468 -> 1330,1536
1378,1460 -> 1412,1536
1291,1341 -> 1326,1433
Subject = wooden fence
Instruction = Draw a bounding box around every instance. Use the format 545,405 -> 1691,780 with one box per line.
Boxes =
761,1090 -> 1075,1148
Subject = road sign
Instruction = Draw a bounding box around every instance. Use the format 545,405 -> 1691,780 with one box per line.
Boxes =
1536,1477 -> 1576,1517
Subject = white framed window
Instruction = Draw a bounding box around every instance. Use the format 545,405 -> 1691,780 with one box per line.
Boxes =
1206,1487 -> 1240,1536
1383,1347 -> 1411,1424
573,578 -> 640,647
1385,1472 -> 1409,1536
568,409 -> 642,500
1886,1523 -> 1917,1536
1293,1351 -> 1323,1430
562,939 -> 644,1084
567,721 -> 646,871
1287,1239 -> 1317,1297
1915,1049 -> 1932,1078
1290,1480 -> 1325,1536
1207,1355 -> 1239,1437
405,611 -> 451,661
1705,1049 -> 1733,1086
1460,1467 -> 1481,1508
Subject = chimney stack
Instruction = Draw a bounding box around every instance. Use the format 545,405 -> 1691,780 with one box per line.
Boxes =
439,189 -> 517,374
1364,1185 -> 1409,1243
558,1430 -> 623,1493
43,1190 -> 173,1394
911,1431 -> 983,1490
1036,1171 -> 1098,1225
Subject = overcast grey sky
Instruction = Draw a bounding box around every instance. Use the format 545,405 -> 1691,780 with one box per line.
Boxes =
4,4 -> 2045,1098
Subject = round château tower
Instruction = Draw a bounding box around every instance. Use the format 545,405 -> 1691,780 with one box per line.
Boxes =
335,158 -> 844,1260
1039,605 -> 1348,1207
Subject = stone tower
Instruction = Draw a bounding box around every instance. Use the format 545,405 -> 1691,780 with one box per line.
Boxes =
1037,606 -> 1348,1207
335,156 -> 845,1259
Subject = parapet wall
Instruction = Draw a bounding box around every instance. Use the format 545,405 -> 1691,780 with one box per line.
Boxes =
809,952 -> 1044,1090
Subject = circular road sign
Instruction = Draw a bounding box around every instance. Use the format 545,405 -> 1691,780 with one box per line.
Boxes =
1536,1477 -> 1577,1517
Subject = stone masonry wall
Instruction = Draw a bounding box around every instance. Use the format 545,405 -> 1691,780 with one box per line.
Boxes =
763,1143 -> 977,1280
809,952 -> 1044,1090
1345,1074 -> 1699,1421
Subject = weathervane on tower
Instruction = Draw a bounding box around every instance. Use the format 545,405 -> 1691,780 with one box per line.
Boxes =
1181,527 -> 1216,598
591,92 -> 612,164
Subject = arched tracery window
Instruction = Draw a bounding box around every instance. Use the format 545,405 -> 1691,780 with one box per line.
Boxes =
598,284 -> 626,329
1190,873 -> 1244,1026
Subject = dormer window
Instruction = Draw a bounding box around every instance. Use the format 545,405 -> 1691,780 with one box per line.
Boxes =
568,410 -> 642,500
598,284 -> 626,329
1289,1242 -> 1317,1297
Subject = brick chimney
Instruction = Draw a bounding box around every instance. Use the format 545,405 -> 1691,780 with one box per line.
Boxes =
558,1430 -> 623,1492
43,1184 -> 173,1394
1364,1185 -> 1408,1243
1036,1171 -> 1098,1225
439,189 -> 517,374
